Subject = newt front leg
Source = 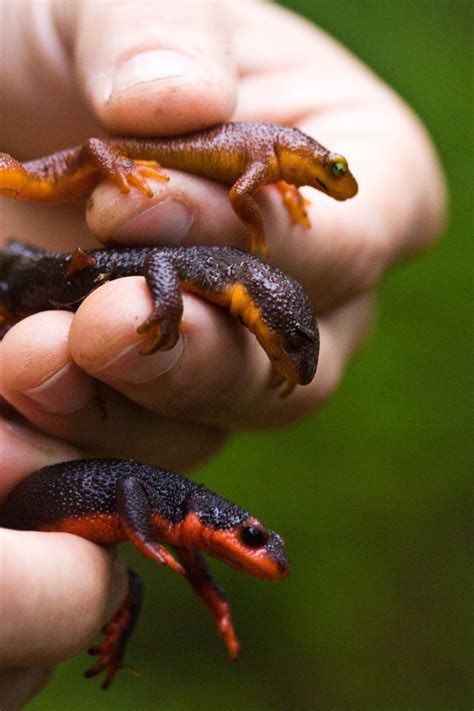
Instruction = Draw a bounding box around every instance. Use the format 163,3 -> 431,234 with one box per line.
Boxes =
80,139 -> 169,197
137,251 -> 183,354
116,474 -> 185,575
228,161 -> 275,259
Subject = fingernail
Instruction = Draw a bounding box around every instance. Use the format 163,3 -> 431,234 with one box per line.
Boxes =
112,50 -> 205,96
25,363 -> 96,415
114,198 -> 193,243
96,336 -> 183,383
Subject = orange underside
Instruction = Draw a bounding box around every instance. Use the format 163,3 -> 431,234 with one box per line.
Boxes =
40,511 -> 186,548
40,513 -> 125,544
181,279 -> 264,328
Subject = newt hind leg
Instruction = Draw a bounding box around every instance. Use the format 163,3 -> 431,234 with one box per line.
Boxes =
273,181 -> 311,229
85,569 -> 143,689
82,139 -> 169,197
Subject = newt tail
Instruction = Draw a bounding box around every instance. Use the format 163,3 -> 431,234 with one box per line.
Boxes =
0,459 -> 290,689
0,121 -> 358,257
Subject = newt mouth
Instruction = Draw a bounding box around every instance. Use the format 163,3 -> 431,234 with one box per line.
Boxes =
316,177 -> 329,193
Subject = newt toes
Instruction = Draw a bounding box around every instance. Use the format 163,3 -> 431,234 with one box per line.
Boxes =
0,122 -> 358,257
0,458 -> 290,688
0,239 -> 319,389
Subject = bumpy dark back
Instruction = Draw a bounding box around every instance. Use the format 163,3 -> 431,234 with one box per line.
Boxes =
0,459 -> 250,531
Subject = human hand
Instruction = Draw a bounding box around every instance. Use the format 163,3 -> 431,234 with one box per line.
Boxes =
0,411 -> 128,710
0,2 -> 446,705
0,0 -> 446,466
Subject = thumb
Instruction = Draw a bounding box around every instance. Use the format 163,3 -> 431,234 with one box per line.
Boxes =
0,417 -> 129,670
0,529 -> 128,667
60,0 -> 237,134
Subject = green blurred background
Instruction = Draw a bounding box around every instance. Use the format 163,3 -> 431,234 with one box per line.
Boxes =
29,1 -> 471,709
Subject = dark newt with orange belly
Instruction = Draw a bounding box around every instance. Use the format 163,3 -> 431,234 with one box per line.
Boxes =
0,239 -> 318,391
0,121 -> 358,256
0,458 -> 290,689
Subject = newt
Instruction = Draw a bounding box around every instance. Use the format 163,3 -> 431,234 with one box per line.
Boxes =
0,239 -> 319,390
0,121 -> 358,257
0,458 -> 290,689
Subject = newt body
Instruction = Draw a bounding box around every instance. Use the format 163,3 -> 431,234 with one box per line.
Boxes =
0,458 -> 289,688
0,122 -> 358,256
0,239 -> 319,388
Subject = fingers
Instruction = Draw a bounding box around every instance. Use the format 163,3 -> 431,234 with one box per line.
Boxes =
1,283 -> 374,432
86,169 -> 244,248
58,0 -> 237,134
0,311 -> 228,470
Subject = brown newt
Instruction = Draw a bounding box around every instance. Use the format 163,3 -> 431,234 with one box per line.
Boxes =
0,239 -> 319,391
0,122 -> 358,257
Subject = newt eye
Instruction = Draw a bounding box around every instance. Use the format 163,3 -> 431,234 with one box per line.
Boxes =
295,323 -> 317,342
330,159 -> 348,179
240,525 -> 268,548
281,333 -> 304,353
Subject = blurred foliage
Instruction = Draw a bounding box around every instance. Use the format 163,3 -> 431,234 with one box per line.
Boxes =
28,1 -> 471,709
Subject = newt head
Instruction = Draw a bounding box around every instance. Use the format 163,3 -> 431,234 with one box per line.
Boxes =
252,273 -> 319,387
281,146 -> 358,201
180,496 -> 290,580
208,520 -> 290,580
202,270 -> 319,388
271,320 -> 319,387
276,129 -> 358,201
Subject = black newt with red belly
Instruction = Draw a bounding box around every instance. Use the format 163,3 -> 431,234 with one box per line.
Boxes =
0,239 -> 319,392
0,458 -> 290,689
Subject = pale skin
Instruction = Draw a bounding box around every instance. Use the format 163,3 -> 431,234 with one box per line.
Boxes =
0,0 -> 446,706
